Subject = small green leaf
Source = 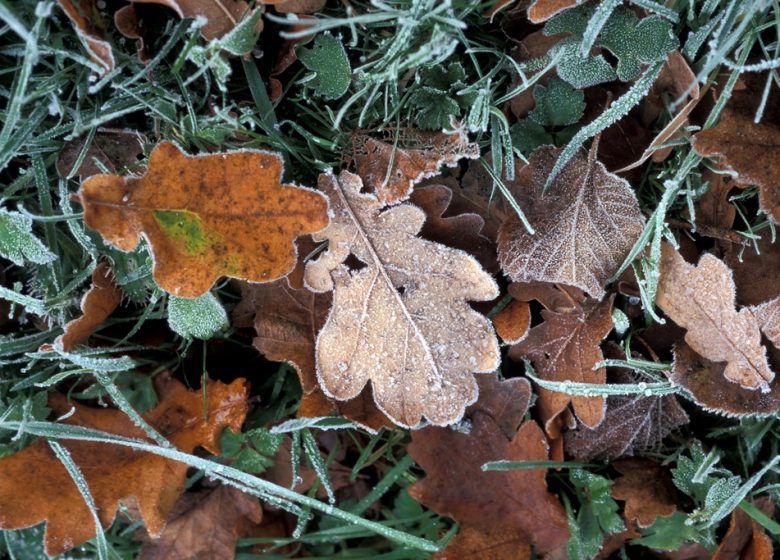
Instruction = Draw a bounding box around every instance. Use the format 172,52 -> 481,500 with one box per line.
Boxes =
409,87 -> 460,129
0,208 -> 55,266
245,428 -> 284,456
298,33 -> 352,99
529,78 -> 585,127
218,8 -> 263,56
568,469 -> 625,558
635,512 -> 699,550
232,448 -> 274,474
417,62 -> 467,91
220,428 -> 245,458
551,39 -> 616,88
167,291 -> 228,340
510,120 -> 553,155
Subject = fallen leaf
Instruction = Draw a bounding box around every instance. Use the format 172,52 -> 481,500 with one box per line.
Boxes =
78,141 -> 329,298
56,262 -> 123,351
56,129 -> 147,179
509,281 -> 586,313
0,374 -> 248,556
511,296 -> 615,431
266,0 -> 326,13
484,0 -> 517,21
304,171 -> 500,427
724,234 -> 780,307
408,375 -> 569,559
692,171 -> 742,242
121,0 -> 253,41
612,459 -> 678,528
348,128 -> 479,205
139,485 -> 261,560
232,279 -> 391,431
657,242 -> 775,391
752,296 -> 780,348
692,73 -> 780,225
498,145 -> 645,299
493,299 -> 531,344
527,0 -> 584,23
56,0 -> 114,76
565,350 -> 689,461
713,498 -> 774,560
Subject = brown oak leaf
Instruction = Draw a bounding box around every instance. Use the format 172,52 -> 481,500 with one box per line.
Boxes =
139,485 -> 262,560
493,299 -> 531,344
408,375 -> 569,559
498,145 -> 645,299
510,295 -> 615,431
713,498 -> 774,560
56,262 -> 123,351
724,234 -> 780,307
56,0 -> 114,76
657,242 -> 775,391
692,73 -> 780,225
304,171 -> 500,427
527,0 -> 584,23
78,141 -> 329,298
348,129 -> 479,205
57,129 -> 147,179
0,374 -> 248,556
611,459 -> 678,528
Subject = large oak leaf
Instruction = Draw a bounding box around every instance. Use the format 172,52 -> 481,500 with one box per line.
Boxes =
304,171 -> 500,427
79,141 -> 329,298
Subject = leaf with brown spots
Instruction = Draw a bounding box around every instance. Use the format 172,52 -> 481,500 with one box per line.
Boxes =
56,0 -> 114,76
408,376 -> 569,559
304,171 -> 500,427
348,128 -> 479,205
56,129 -> 147,179
692,73 -> 780,225
232,279 -> 391,431
139,485 -> 261,560
527,0 -> 585,23
612,459 -> 679,528
510,296 -> 615,431
497,145 -> 645,299
78,141 -> 329,298
713,498 -> 775,560
0,374 -> 248,557
56,262 -> 122,351
657,243 -> 775,391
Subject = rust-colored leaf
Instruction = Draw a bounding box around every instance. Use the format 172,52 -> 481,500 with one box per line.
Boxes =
713,498 -> 774,560
498,145 -> 645,299
348,129 -> 479,205
611,459 -> 678,528
527,0 -> 585,23
139,485 -> 262,560
511,296 -> 615,431
56,0 -> 114,76
692,73 -> 780,225
304,171 -> 500,427
657,243 -> 775,391
56,129 -> 147,179
266,0 -> 326,13
493,299 -> 531,344
121,0 -> 254,41
78,141 -> 329,298
57,262 -> 123,351
0,374 -> 248,556
408,376 -> 569,559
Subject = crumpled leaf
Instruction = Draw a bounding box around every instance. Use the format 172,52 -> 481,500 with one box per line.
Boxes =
56,129 -> 147,179
167,292 -> 228,340
78,141 -> 329,298
297,33 -> 351,99
527,0 -> 583,23
348,128 -> 479,205
57,262 -> 123,351
304,171 -> 500,427
56,0 -> 114,76
693,73 -> 780,225
0,374 -> 248,556
657,243 -> 775,391
612,459 -> 679,529
408,375 -> 569,559
713,498 -> 774,560
498,145 -> 645,299
139,485 -> 261,560
232,279 -> 391,431
511,295 -> 615,431
0,208 -> 56,266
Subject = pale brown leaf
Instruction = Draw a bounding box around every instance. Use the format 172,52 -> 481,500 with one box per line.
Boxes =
304,171 -> 500,427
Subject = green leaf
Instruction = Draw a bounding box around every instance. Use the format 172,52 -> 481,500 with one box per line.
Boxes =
0,208 -> 55,266
409,86 -> 460,129
635,512 -> 699,550
529,78 -> 585,127
417,62 -> 467,91
245,428 -> 284,456
551,39 -> 616,88
510,120 -> 553,155
220,427 -> 245,458
298,33 -> 352,99
568,469 -> 625,558
218,8 -> 263,56
167,292 -> 228,340
232,447 -> 274,474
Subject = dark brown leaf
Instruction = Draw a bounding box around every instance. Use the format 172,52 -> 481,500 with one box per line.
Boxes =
612,459 -> 678,528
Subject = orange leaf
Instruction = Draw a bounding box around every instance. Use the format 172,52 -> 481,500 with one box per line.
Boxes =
492,299 -> 531,344
527,0 -> 585,23
56,0 -> 114,76
78,141 -> 329,297
611,458 -> 678,528
407,375 -> 569,559
57,262 -> 123,351
713,498 -> 774,560
126,0 -> 255,41
0,374 -> 248,556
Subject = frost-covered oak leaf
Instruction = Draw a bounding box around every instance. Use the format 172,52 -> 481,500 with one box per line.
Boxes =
304,171 -> 500,427
498,145 -> 645,299
78,141 -> 329,298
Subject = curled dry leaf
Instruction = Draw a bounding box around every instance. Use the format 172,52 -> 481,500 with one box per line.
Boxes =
657,242 -> 775,391
611,459 -> 678,528
304,171 -> 500,427
232,279 -> 391,431
511,296 -> 615,431
713,498 -> 774,560
527,0 -> 585,23
348,128 -> 479,205
56,0 -> 114,76
408,376 -> 569,559
498,145 -> 645,299
78,141 -> 329,298
56,262 -> 122,351
139,485 -> 262,560
0,374 -> 248,556
56,129 -> 147,179
493,299 -> 531,344
692,73 -> 780,225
